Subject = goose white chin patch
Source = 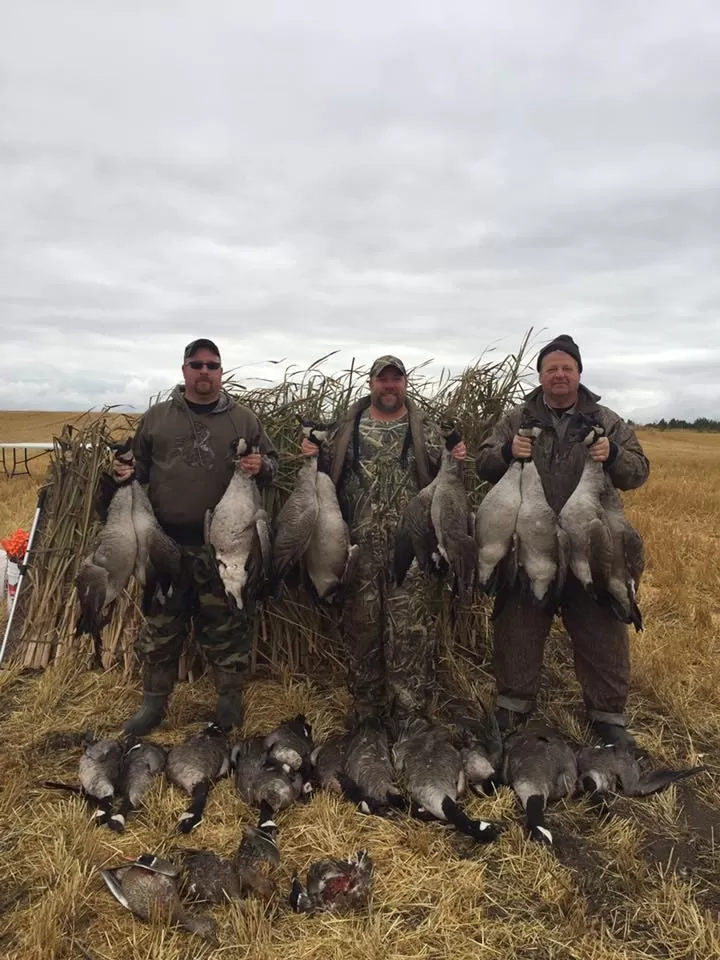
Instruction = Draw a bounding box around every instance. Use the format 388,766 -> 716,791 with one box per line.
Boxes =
359,801 -> 372,815
535,826 -> 553,844
260,819 -> 277,831
477,820 -> 494,832
178,812 -> 199,825
109,813 -> 125,826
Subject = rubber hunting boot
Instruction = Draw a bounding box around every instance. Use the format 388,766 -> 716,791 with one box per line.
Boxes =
213,666 -> 244,732
122,660 -> 177,736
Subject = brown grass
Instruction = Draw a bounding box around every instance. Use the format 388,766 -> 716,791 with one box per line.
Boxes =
1,417 -> 719,960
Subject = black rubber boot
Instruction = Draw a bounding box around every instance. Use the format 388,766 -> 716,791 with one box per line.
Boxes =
213,666 -> 244,732
495,707 -> 530,734
122,661 -> 177,737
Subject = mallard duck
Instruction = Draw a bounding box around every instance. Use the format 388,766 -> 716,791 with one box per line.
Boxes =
289,850 -> 373,914
101,853 -> 217,941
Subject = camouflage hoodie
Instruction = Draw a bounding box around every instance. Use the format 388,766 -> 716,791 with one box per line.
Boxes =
133,385 -> 278,543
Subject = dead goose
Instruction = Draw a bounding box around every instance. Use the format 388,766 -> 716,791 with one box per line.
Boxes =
101,853 -> 217,942
165,723 -> 230,833
75,482 -> 136,663
474,461 -> 523,594
557,415 -> 609,594
429,421 -> 477,601
392,717 -> 502,843
130,483 -> 183,610
394,477 -> 440,584
310,733 -> 350,795
341,717 -> 405,815
514,421 -> 568,607
501,723 -> 578,846
444,699 -> 504,796
206,438 -> 272,611
597,485 -> 645,630
577,743 -> 704,797
289,850 -> 374,915
107,739 -> 167,834
42,733 -> 123,825
306,466 -> 360,603
270,421 -> 322,595
233,736 -> 311,814
264,714 -> 315,778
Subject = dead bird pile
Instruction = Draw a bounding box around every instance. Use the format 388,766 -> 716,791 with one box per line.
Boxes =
39,705 -> 703,942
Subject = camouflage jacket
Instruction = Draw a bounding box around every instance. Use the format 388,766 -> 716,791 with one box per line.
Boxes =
133,386 -> 278,542
324,396 -> 443,553
475,384 -> 649,514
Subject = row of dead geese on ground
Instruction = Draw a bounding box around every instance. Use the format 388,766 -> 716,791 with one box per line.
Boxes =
76,413 -> 644,657
42,708 -> 702,938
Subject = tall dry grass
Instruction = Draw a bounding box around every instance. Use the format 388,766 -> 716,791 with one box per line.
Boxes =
0,413 -> 719,959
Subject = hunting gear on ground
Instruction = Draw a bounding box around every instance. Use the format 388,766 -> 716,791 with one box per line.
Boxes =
476,334 -> 649,749
301,356 -> 466,723
108,338 -> 278,737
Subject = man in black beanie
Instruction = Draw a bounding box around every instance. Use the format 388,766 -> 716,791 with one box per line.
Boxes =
475,334 -> 649,748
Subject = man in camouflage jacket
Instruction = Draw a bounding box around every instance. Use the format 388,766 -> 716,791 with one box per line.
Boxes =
476,334 -> 649,747
112,338 -> 278,735
302,356 -> 466,723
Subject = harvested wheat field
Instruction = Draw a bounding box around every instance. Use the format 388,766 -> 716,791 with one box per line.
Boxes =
0,405 -> 719,960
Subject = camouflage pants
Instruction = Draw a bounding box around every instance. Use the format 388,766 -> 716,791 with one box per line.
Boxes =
137,545 -> 252,672
342,541 -> 438,718
493,575 -> 630,725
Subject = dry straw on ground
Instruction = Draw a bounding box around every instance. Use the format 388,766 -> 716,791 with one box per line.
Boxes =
1,355 -> 719,960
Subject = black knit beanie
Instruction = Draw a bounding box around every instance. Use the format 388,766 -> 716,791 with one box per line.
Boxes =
536,334 -> 582,373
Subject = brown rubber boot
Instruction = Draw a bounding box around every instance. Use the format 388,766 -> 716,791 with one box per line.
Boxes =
122,660 -> 177,736
213,666 -> 244,732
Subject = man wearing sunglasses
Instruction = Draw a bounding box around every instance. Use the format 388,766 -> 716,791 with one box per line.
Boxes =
114,338 -> 278,736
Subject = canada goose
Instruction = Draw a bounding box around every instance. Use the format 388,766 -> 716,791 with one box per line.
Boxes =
557,416 -> 610,594
206,438 -> 271,611
271,421 -> 322,594
264,714 -> 315,777
501,723 -> 578,846
310,733 -> 350,795
394,479 -> 440,585
474,460 -> 523,594
597,485 -> 645,630
75,483 -> 136,663
42,733 -> 124,825
100,853 -> 217,941
233,736 -> 311,813
165,723 -> 230,833
429,421 -> 477,601
577,743 -> 704,797
514,421 -> 567,606
289,850 -> 374,914
341,717 -> 405,815
130,483 -> 183,610
107,739 -> 167,834
306,466 -> 360,602
392,717 -> 502,843
444,698 -> 504,796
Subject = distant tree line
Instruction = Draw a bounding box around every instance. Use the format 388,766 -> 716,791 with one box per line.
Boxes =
639,417 -> 720,432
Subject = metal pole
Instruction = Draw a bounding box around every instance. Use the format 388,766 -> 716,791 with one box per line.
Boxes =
0,486 -> 49,667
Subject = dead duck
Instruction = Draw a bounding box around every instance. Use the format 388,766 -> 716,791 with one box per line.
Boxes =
165,723 -> 230,833
234,812 -> 281,900
101,853 -> 217,942
341,717 -> 405,815
206,438 -> 272,611
233,736 -> 311,813
392,717 -> 502,843
501,723 -> 578,846
289,850 -> 373,915
42,733 -> 123,825
264,714 -> 315,778
577,743 -> 704,797
107,739 -> 167,834
596,485 -> 645,630
514,420 -> 568,607
310,733 -> 350,795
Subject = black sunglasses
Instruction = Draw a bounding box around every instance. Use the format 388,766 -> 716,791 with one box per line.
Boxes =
186,360 -> 221,370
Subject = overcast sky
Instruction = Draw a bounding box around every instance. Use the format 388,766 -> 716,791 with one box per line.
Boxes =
1,1 -> 719,422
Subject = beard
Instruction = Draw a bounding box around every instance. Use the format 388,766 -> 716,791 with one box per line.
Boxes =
373,391 -> 404,414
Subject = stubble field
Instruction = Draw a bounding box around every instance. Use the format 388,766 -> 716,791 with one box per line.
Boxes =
0,412 -> 718,960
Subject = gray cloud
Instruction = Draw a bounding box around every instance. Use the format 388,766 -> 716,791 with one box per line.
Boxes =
1,1 -> 720,422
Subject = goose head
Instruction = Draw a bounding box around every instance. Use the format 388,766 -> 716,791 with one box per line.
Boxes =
567,413 -> 605,446
440,418 -> 463,450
